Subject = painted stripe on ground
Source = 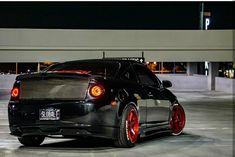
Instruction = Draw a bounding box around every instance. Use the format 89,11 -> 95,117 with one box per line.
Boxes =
184,127 -> 232,130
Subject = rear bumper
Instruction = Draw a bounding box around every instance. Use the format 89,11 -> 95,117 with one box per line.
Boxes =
8,100 -> 120,139
9,123 -> 118,139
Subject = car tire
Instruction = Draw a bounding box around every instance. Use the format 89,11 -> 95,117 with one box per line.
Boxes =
170,104 -> 186,136
114,105 -> 139,148
18,136 -> 45,146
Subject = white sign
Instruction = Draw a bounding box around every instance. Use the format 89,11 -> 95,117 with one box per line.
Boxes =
205,18 -> 210,30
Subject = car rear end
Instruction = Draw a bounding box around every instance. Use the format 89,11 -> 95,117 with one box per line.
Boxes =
8,60 -> 120,140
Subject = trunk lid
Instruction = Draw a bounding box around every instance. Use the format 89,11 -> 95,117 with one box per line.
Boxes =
18,73 -> 90,100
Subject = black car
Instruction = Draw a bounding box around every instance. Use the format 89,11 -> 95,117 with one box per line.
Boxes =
8,59 -> 185,147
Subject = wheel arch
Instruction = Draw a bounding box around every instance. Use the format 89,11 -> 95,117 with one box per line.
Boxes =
118,101 -> 138,118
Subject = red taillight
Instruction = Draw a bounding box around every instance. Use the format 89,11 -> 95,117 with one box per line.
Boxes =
89,85 -> 104,97
11,87 -> 19,98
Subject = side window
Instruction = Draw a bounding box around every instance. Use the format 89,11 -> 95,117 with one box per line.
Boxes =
133,64 -> 160,87
121,67 -> 138,83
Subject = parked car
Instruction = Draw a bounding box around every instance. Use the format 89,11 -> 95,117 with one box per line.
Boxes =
8,59 -> 186,147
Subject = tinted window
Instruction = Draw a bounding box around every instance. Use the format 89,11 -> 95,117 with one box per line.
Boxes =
121,67 -> 138,83
45,61 -> 119,77
133,64 -> 160,87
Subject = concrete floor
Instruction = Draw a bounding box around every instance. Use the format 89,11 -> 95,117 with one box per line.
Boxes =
0,90 -> 234,157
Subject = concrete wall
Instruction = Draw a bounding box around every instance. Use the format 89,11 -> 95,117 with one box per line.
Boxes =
0,29 -> 234,62
157,74 -> 208,91
0,74 -> 207,91
1,74 -> 234,94
0,74 -> 209,92
0,75 -> 233,93
0,75 -> 16,100
0,75 -> 16,90
215,77 -> 234,93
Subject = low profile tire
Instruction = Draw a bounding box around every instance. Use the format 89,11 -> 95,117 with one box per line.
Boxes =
114,105 -> 139,148
18,136 -> 45,146
170,104 -> 186,136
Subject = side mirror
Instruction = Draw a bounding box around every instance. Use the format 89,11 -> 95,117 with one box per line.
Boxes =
162,80 -> 172,88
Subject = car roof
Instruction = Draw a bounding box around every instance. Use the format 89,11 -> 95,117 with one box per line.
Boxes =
48,59 -> 145,78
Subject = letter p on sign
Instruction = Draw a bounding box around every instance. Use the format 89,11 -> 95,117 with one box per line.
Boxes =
205,18 -> 210,30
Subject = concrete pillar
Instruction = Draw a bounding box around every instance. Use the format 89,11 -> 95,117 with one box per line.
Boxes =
207,62 -> 219,90
187,62 -> 198,75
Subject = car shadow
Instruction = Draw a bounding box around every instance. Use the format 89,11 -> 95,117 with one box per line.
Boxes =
19,137 -> 116,152
17,132 -> 208,153
136,132 -> 212,147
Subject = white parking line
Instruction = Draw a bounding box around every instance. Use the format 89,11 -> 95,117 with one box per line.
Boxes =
0,140 -> 17,142
185,127 -> 232,130
0,132 -> 9,134
221,127 -> 230,130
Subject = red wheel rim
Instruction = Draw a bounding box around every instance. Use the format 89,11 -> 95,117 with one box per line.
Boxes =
170,105 -> 185,135
126,109 -> 139,143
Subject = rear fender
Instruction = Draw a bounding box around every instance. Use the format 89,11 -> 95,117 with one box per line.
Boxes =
118,101 -> 138,119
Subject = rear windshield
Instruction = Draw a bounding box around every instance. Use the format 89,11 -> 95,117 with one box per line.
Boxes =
44,61 -> 120,77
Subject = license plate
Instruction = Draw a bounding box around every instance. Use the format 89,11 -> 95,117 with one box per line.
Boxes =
39,108 -> 60,120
